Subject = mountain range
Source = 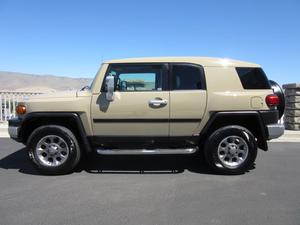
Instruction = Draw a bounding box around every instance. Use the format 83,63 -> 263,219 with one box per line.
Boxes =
0,71 -> 92,92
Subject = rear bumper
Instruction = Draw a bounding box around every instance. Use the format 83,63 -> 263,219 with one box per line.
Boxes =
259,110 -> 285,140
267,123 -> 285,139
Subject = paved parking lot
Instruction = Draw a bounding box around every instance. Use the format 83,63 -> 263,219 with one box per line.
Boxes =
0,138 -> 300,225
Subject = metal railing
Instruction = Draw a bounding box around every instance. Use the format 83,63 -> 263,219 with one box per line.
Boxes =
0,91 -> 42,122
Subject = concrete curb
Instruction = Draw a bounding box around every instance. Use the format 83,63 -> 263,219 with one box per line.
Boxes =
0,122 -> 9,138
1,123 -> 300,142
0,133 -> 9,138
269,130 -> 300,142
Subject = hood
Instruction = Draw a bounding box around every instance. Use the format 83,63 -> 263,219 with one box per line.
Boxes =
27,90 -> 78,100
21,89 -> 92,114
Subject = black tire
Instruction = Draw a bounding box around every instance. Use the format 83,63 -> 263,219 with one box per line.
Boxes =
204,126 -> 257,175
27,125 -> 81,175
269,80 -> 285,119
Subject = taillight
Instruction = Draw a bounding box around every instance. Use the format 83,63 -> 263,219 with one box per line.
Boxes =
266,94 -> 280,107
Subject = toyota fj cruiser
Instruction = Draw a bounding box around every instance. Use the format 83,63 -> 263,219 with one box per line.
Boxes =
8,57 -> 285,175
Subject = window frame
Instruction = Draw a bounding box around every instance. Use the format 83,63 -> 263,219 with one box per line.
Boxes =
169,63 -> 206,91
101,63 -> 169,92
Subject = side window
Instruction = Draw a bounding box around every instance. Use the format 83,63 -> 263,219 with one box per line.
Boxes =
171,64 -> 205,90
236,67 -> 271,89
104,64 -> 166,92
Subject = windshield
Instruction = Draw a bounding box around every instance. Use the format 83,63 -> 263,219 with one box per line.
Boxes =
80,65 -> 102,91
86,64 -> 103,91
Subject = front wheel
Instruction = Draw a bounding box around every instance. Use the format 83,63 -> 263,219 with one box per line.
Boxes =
27,125 -> 81,175
204,126 -> 257,175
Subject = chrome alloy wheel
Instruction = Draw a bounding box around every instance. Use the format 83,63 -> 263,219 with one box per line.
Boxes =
217,135 -> 249,169
36,135 -> 70,167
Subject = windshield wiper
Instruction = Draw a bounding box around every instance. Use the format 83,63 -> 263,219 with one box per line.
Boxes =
80,85 -> 90,91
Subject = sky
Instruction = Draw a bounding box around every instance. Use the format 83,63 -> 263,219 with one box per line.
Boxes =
0,0 -> 299,85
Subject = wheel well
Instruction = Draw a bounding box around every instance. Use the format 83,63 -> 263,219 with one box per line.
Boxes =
200,113 -> 268,150
21,116 -> 89,151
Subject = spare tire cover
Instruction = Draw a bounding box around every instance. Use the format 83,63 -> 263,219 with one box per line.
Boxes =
269,80 -> 285,119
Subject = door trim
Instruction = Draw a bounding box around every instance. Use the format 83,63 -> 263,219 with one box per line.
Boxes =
93,118 -> 201,123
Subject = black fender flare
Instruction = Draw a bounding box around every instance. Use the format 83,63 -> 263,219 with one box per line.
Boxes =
21,112 -> 92,153
199,111 -> 269,151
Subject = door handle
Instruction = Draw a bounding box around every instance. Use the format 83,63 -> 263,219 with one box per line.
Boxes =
148,99 -> 168,107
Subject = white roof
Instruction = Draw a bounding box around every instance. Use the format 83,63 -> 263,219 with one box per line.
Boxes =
105,57 -> 260,67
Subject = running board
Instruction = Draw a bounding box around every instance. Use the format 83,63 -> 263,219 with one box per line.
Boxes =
96,148 -> 198,155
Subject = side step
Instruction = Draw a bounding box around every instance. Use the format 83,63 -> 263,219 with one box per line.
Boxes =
96,148 -> 198,155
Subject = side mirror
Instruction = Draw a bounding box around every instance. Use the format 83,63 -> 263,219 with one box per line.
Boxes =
105,75 -> 115,101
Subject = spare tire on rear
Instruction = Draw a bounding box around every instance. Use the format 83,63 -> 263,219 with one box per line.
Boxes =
269,80 -> 285,119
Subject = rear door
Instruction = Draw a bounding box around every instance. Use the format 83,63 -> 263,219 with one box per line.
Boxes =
169,63 -> 207,136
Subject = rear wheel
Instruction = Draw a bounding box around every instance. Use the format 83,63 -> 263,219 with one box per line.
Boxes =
27,125 -> 81,175
204,126 -> 257,175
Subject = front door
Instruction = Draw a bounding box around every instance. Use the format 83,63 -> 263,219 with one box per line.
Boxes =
91,63 -> 169,143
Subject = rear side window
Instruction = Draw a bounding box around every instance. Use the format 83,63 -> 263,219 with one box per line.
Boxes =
171,64 -> 205,90
236,67 -> 270,89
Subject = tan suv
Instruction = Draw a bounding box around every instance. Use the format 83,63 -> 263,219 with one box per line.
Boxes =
8,57 -> 285,175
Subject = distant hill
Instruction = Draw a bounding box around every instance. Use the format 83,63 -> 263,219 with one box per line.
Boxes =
0,71 -> 93,92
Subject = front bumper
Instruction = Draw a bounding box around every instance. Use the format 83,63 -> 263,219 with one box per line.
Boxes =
8,117 -> 23,142
8,126 -> 20,139
267,123 -> 285,139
